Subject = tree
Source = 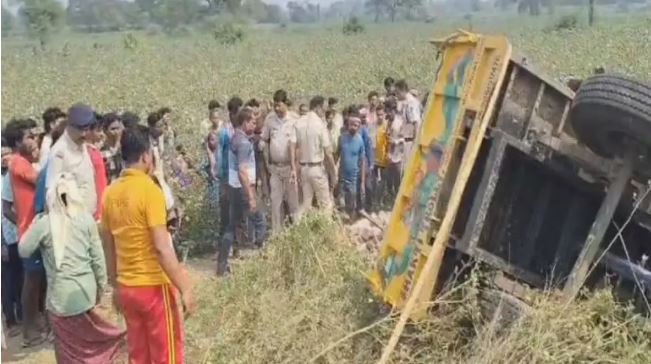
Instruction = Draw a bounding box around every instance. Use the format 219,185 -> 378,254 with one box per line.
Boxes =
242,0 -> 267,22
135,0 -> 161,14
2,6 -> 14,36
496,0 -> 512,10
203,0 -> 222,14
155,0 -> 202,31
518,0 -> 541,15
225,0 -> 242,14
18,0 -> 65,48
67,0 -> 131,32
384,0 -> 401,22
402,0 -> 423,19
588,0 -> 595,26
326,1 -> 343,19
260,3 -> 284,23
287,1 -> 318,23
365,0 -> 385,22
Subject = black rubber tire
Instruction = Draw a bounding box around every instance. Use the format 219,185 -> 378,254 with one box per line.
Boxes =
570,74 -> 651,159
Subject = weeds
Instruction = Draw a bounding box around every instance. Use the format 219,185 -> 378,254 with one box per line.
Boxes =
184,214 -> 651,363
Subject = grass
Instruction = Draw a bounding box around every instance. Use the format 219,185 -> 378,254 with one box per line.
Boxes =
185,213 -> 651,363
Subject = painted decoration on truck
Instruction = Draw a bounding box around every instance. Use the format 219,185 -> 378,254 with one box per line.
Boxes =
376,48 -> 475,300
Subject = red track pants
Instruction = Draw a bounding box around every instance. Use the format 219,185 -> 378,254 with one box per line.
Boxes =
118,284 -> 183,364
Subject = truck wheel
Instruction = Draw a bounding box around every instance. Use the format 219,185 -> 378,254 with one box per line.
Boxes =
570,74 -> 651,159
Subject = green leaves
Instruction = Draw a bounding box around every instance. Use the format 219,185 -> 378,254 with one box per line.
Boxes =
18,0 -> 65,47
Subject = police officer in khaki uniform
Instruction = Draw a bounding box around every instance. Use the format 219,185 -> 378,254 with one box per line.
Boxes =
292,96 -> 336,214
261,90 -> 300,231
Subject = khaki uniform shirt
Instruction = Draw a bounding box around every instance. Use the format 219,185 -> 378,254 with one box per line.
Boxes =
294,111 -> 332,164
262,112 -> 296,165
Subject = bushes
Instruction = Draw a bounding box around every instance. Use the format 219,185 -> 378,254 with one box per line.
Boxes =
123,33 -> 138,50
343,16 -> 364,35
553,14 -> 580,31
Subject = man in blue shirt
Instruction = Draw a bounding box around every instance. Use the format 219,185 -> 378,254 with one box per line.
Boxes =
337,115 -> 366,219
218,108 -> 266,276
2,146 -> 22,334
359,108 -> 374,212
216,97 -> 242,241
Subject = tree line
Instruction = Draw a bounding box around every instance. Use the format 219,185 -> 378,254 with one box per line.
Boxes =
2,0 -> 644,45
1,0 -> 285,38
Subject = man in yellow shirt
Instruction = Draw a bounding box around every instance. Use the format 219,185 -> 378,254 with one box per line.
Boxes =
100,125 -> 193,364
374,104 -> 389,208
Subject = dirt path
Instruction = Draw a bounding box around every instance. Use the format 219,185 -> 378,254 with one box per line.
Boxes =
1,257 -> 216,364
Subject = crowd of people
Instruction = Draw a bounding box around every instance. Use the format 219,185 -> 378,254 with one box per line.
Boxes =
0,76 -> 426,362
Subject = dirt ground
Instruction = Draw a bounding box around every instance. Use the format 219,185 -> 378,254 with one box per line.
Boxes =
1,257 -> 216,364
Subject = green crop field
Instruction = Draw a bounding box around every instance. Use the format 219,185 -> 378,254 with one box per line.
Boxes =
3,14 -> 650,137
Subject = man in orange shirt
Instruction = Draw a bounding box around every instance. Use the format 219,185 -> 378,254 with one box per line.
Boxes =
100,125 -> 194,364
4,118 -> 44,347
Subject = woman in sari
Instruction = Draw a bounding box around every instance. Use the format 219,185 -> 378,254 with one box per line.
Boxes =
19,172 -> 124,363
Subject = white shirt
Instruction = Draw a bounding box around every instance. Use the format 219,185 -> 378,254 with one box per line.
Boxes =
1,174 -> 18,245
388,114 -> 406,163
46,131 -> 97,215
38,134 -> 53,170
400,93 -> 422,140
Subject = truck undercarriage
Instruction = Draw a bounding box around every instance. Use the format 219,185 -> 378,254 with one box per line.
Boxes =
368,31 -> 651,326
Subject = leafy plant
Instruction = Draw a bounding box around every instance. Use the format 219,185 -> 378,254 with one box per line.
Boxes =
553,14 -> 580,31
343,16 -> 364,35
123,33 -> 139,50
18,0 -> 65,48
213,23 -> 246,45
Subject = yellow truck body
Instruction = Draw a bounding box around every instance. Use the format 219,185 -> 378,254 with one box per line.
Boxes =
368,32 -> 512,312
368,30 -> 651,318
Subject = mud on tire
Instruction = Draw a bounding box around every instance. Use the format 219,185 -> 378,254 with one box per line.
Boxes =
569,74 -> 651,159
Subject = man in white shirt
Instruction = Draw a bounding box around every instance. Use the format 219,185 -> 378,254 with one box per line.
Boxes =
38,107 -> 66,170
46,104 -> 97,215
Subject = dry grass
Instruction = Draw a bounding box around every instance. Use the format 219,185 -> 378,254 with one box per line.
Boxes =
184,213 -> 651,363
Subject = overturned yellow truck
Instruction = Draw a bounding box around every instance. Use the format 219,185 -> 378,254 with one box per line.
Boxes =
368,31 -> 651,320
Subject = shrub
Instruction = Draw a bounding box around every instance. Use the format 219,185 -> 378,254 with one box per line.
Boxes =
213,23 -> 246,45
343,16 -> 364,35
554,14 -> 579,31
123,33 -> 138,50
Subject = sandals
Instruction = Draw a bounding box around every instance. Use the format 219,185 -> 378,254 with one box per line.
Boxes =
22,335 -> 46,348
